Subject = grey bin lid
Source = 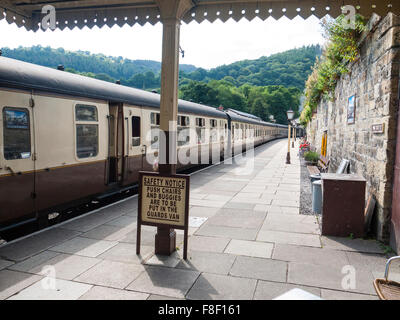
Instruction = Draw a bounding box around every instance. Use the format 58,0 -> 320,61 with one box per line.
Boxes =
312,180 -> 322,186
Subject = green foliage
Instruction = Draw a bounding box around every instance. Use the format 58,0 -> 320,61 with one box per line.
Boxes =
1,45 -> 196,89
179,80 -> 301,124
300,15 -> 366,126
2,45 -> 315,124
304,151 -> 320,163
182,45 -> 321,89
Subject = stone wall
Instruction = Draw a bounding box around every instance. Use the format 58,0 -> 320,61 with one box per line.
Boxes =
306,13 -> 400,244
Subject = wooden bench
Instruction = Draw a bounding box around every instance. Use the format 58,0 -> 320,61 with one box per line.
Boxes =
307,155 -> 330,177
307,165 -> 321,176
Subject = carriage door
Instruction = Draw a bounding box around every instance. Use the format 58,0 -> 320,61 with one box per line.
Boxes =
107,103 -> 125,185
123,106 -> 143,185
0,97 -> 36,226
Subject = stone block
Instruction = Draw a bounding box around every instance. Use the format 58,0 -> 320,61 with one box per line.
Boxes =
127,266 -> 200,299
186,273 -> 256,300
230,256 -> 287,282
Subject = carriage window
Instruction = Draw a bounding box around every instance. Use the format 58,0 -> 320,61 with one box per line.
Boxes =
132,116 -> 141,147
76,105 -> 98,121
151,112 -> 160,125
76,124 -> 98,158
210,119 -> 218,142
210,119 -> 217,128
75,105 -> 98,158
196,117 -> 205,144
150,112 -> 160,149
178,115 -> 189,127
178,115 -> 190,146
3,108 -> 31,160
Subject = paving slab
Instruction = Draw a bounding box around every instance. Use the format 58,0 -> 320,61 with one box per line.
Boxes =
189,206 -> 220,218
260,219 -> 320,235
8,278 -> 92,300
81,224 -> 135,242
127,266 -> 200,299
79,285 -> 149,300
320,289 -> 378,300
188,236 -> 230,253
272,244 -> 349,267
190,199 -> 227,208
288,262 -> 376,295
321,236 -> 385,254
105,215 -> 137,228
50,236 -> 118,258
206,214 -> 264,229
271,199 -> 299,208
224,239 -> 274,259
147,294 -> 184,300
267,206 -> 299,215
29,253 -> 101,280
0,228 -> 81,261
60,209 -> 123,232
99,242 -> 153,264
223,201 -> 256,210
186,273 -> 257,300
75,260 -> 144,289
145,253 -> 181,268
229,256 -> 287,282
345,251 -> 393,273
176,251 -> 236,275
267,213 -> 318,224
0,258 -> 14,270
203,194 -> 233,202
8,251 -> 61,273
0,269 -> 42,300
189,217 -> 208,228
254,281 -> 321,300
195,225 -> 258,241
253,204 -> 270,213
257,230 -> 321,248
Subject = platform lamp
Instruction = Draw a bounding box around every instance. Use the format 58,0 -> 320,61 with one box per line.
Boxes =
292,124 -> 295,148
269,115 -> 276,123
286,109 -> 295,164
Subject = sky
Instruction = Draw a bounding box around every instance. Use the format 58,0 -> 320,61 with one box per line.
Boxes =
0,16 -> 325,69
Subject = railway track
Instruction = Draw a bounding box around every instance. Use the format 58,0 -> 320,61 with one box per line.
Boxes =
0,164 -> 210,244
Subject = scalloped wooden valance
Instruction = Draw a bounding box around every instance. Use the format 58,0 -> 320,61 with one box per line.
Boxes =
0,0 -> 398,31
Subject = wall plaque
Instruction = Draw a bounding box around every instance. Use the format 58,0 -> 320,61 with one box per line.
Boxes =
372,123 -> 385,134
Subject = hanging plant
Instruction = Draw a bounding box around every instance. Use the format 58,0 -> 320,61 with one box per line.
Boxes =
300,14 -> 366,125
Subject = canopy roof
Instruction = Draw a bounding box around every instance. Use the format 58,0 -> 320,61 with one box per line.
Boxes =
1,1 -> 398,31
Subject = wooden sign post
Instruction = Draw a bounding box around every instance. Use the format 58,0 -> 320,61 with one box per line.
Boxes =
136,171 -> 190,260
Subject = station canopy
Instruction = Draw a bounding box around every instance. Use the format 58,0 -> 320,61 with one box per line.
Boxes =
1,0 -> 399,31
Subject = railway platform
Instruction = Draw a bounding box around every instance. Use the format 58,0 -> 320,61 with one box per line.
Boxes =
0,139 -> 393,300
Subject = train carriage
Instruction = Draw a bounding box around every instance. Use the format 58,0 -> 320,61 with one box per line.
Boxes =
0,57 -> 287,231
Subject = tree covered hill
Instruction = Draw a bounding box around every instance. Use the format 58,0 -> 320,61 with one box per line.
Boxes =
1,45 -> 197,80
1,45 -> 321,124
2,45 -> 320,91
181,45 -> 321,89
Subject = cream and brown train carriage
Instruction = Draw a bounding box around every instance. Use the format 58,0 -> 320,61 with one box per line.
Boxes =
0,57 -> 286,232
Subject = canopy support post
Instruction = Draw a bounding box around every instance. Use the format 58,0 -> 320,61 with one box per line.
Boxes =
154,0 -> 193,256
